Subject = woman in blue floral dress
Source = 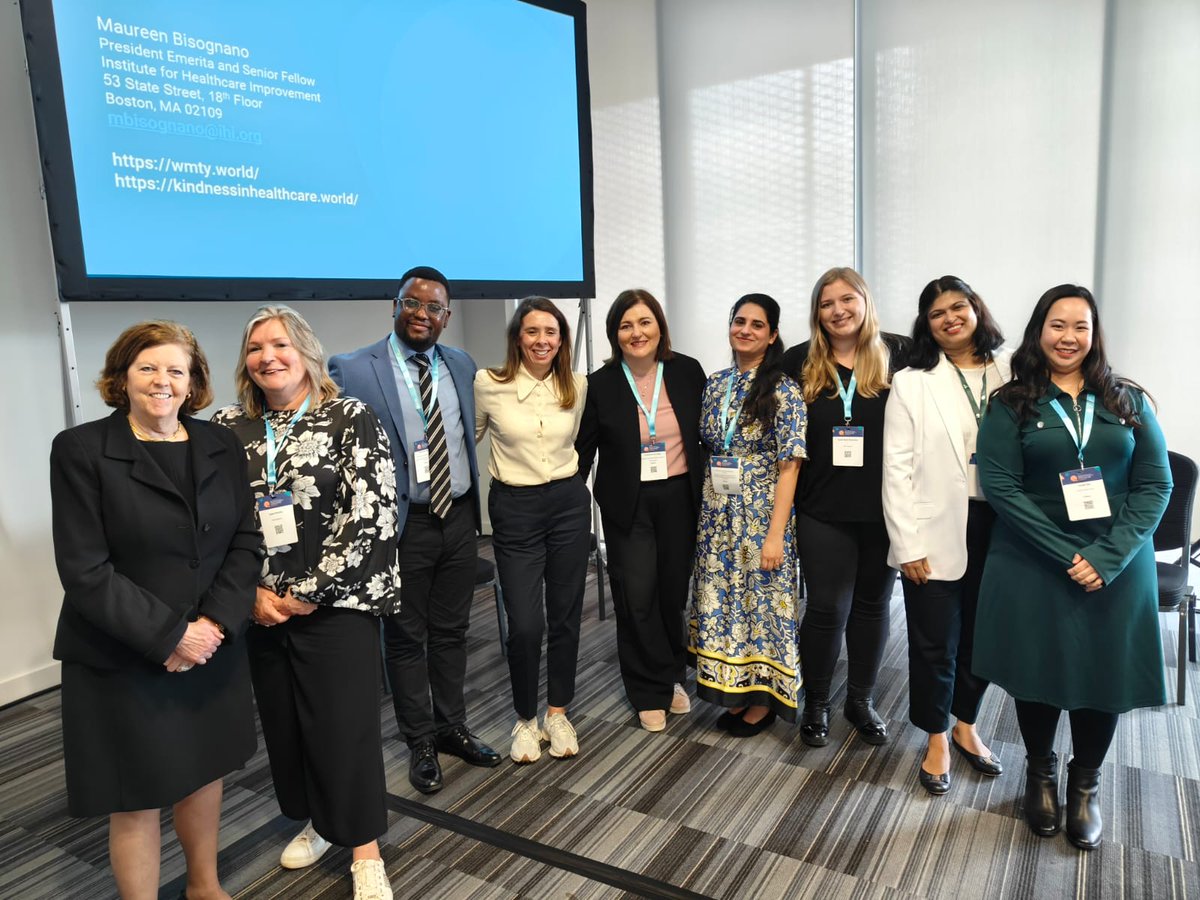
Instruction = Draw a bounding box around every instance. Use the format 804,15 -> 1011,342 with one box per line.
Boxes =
689,294 -> 807,735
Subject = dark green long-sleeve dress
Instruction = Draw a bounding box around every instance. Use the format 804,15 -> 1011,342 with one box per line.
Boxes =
973,388 -> 1171,712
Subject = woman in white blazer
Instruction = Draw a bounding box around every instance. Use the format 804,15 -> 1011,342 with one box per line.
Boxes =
883,276 -> 1012,795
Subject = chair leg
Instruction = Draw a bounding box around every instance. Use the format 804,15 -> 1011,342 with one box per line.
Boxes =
1189,593 -> 1197,664
595,548 -> 607,621
1178,601 -> 1188,705
493,580 -> 509,657
379,619 -> 391,695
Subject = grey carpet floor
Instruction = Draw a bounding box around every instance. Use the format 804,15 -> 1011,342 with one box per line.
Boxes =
2,551 -> 1198,899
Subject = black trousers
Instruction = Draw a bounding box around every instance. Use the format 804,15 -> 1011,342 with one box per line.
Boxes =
903,500 -> 995,733
602,474 -> 696,712
385,496 -> 476,744
247,606 -> 387,848
797,513 -> 895,699
489,475 -> 592,721
1014,700 -> 1120,769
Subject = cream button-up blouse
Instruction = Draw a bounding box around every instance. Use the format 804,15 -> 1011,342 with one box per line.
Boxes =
474,365 -> 588,486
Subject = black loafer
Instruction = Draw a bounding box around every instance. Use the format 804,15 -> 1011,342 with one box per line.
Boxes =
800,700 -> 831,747
728,710 -> 777,737
918,765 -> 951,796
436,724 -> 502,768
716,709 -> 745,730
408,737 -> 443,794
951,736 -> 1003,777
843,698 -> 888,745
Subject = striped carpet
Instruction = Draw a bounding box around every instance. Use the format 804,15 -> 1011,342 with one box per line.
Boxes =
2,548 -> 1198,899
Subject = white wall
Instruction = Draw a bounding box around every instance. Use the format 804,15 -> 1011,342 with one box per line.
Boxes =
0,0 -> 69,705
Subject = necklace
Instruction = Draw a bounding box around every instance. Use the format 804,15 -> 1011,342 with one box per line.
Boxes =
128,416 -> 184,442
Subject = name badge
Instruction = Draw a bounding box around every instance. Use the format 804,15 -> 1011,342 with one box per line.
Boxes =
412,440 -> 431,483
831,426 -> 864,467
710,456 -> 741,495
1059,467 -> 1111,521
968,451 -> 981,498
257,491 -> 298,550
640,441 -> 668,481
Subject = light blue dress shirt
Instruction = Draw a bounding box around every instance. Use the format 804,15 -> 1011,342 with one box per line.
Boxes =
389,342 -> 471,502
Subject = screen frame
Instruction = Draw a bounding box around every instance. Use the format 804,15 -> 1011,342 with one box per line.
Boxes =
20,0 -> 595,301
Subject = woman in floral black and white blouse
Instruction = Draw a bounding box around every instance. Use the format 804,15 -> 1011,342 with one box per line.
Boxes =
213,306 -> 400,900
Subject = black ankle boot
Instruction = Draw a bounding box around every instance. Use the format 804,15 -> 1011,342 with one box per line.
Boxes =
843,697 -> 888,745
1023,754 -> 1061,837
800,696 -> 831,747
1065,761 -> 1103,850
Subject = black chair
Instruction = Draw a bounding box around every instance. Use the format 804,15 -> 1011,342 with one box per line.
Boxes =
1155,450 -> 1198,704
477,553 -> 508,656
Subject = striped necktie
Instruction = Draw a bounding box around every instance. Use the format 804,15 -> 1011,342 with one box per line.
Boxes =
414,352 -> 452,518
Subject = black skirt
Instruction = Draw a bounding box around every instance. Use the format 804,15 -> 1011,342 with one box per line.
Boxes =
61,638 -> 255,817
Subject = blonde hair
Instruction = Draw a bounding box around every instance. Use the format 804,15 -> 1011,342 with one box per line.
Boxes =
802,267 -> 891,404
234,305 -> 340,418
486,297 -> 578,409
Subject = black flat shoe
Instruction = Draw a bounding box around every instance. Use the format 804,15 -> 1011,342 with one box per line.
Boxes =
951,735 -> 1003,776
918,765 -> 951,796
728,710 -> 777,737
408,737 -> 443,794
800,700 -> 830,747
843,698 -> 888,745
436,724 -> 502,768
716,709 -> 745,730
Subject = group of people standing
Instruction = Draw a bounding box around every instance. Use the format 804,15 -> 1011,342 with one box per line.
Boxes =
49,265 -> 1172,899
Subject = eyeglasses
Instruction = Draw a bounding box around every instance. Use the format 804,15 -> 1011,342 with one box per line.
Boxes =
398,297 -> 448,318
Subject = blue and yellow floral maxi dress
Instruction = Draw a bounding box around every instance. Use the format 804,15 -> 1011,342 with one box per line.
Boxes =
689,367 -> 807,721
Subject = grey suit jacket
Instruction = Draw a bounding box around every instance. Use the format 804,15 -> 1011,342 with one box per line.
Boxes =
329,336 -> 482,538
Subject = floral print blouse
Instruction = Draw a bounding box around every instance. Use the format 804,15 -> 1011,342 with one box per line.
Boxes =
213,397 -> 401,615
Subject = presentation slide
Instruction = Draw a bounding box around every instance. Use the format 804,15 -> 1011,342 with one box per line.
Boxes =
47,0 -> 586,283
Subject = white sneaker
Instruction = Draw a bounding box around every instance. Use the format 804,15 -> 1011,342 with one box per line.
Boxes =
541,712 -> 579,758
510,716 -> 542,763
670,683 -> 692,714
350,858 -> 393,900
279,821 -> 331,869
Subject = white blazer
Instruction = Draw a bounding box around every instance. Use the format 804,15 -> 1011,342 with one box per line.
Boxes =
882,348 -> 1013,580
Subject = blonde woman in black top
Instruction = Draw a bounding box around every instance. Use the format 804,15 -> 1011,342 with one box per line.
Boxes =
781,267 -> 909,747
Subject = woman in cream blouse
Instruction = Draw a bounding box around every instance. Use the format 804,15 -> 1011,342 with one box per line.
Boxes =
475,297 -> 590,764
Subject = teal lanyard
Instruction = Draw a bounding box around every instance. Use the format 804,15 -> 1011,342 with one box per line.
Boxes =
1048,393 -> 1095,467
835,369 -> 857,423
948,357 -> 989,422
719,370 -> 745,453
621,361 -> 663,440
389,333 -> 439,434
264,394 -> 311,492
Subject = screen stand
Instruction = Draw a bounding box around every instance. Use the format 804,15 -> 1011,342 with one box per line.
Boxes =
57,300 -> 83,428
574,296 -> 607,621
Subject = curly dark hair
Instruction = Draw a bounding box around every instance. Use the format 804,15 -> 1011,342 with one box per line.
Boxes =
728,293 -> 787,431
994,284 -> 1145,426
908,275 -> 1005,371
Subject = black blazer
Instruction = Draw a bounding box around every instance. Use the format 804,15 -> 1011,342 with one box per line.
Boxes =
576,353 -> 708,533
50,410 -> 262,671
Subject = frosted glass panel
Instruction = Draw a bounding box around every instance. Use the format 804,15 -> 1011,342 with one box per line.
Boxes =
659,0 -> 854,374
1100,0 -> 1200,465
862,0 -> 1105,336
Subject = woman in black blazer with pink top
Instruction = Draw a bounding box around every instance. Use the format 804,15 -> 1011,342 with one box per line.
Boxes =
576,290 -> 707,732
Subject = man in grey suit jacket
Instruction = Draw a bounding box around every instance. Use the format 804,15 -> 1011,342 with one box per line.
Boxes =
329,266 -> 500,794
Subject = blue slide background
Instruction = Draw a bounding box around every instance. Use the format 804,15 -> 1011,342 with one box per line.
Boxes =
53,0 -> 584,281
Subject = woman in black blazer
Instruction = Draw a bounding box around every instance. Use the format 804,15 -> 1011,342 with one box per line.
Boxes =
50,321 -> 260,899
576,289 -> 707,732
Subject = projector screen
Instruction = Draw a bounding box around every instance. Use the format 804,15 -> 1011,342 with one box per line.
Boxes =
21,0 -> 594,300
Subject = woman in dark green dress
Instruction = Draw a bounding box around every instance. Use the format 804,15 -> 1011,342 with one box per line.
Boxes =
974,284 -> 1171,851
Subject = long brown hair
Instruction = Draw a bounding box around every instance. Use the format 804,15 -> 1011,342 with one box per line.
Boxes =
603,289 -> 674,366
801,267 -> 891,404
486,297 -> 579,409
